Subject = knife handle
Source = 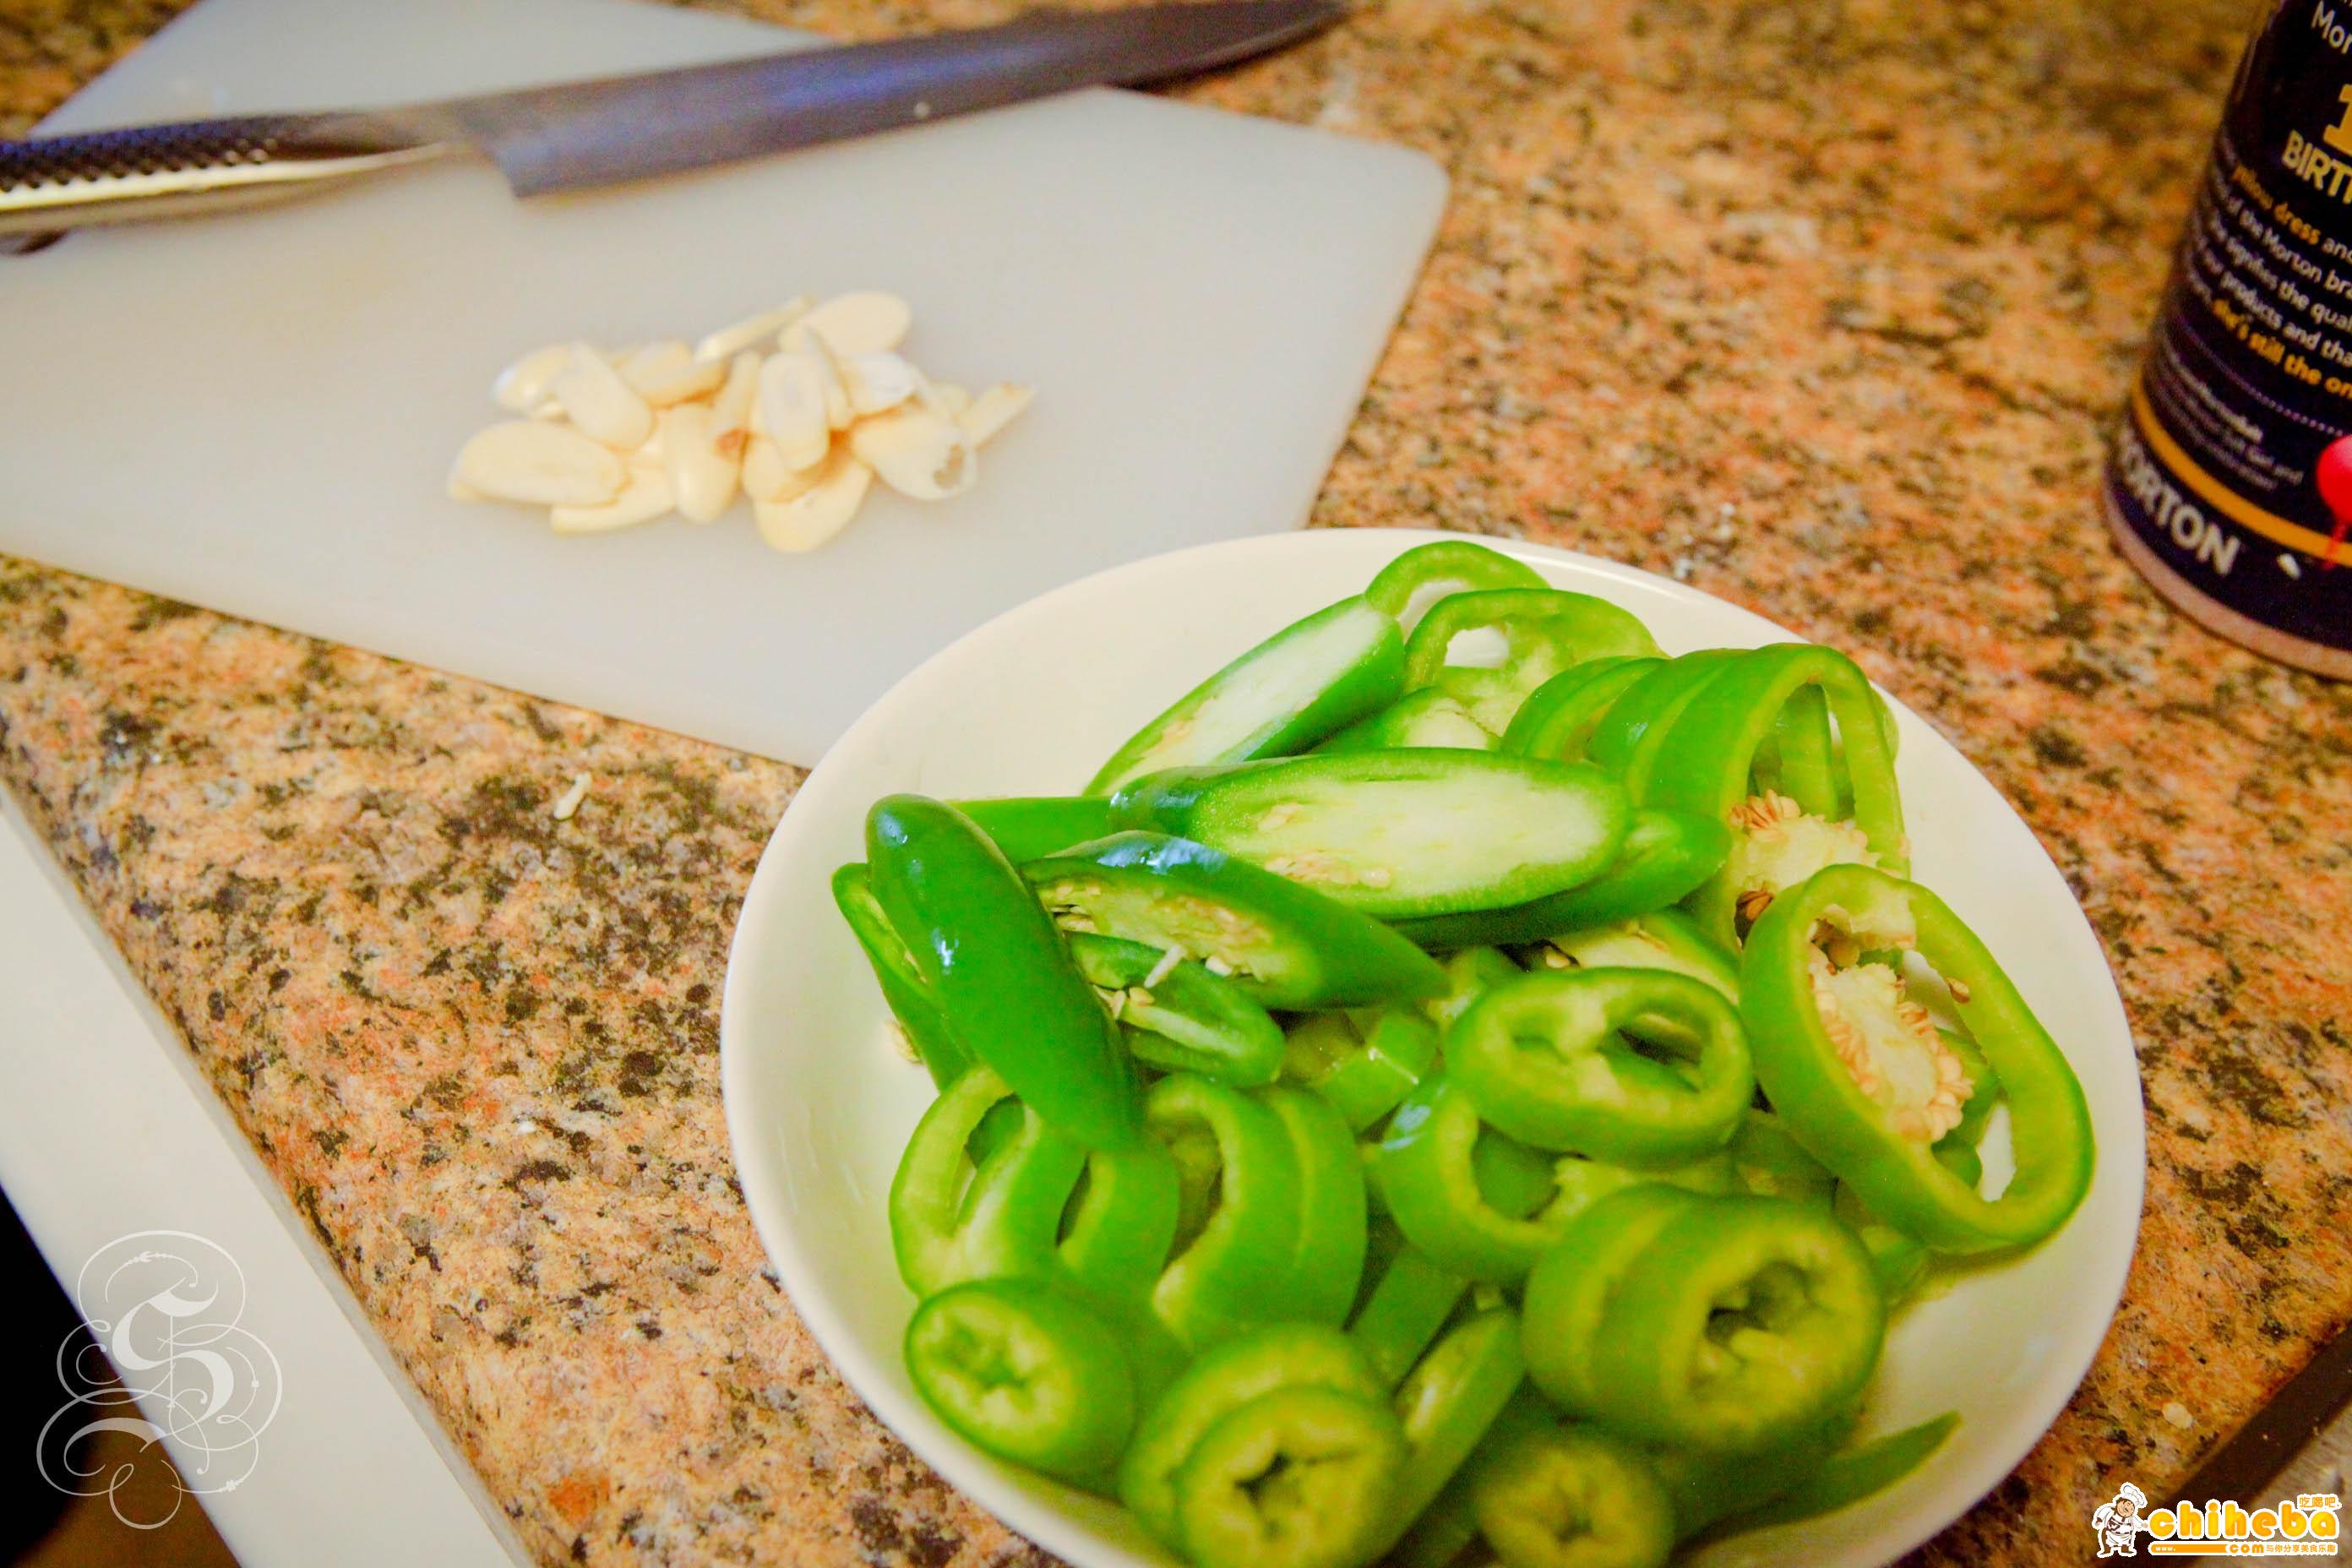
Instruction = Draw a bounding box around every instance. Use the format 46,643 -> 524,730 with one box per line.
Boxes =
0,113 -> 453,240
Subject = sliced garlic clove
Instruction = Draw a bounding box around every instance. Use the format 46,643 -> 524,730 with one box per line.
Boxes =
793,326 -> 855,429
659,404 -> 742,524
850,402 -> 977,500
643,359 -> 729,406
553,345 -> 656,449
451,420 -> 628,506
551,461 -> 676,534
705,350 -> 762,484
755,453 -> 874,552
618,340 -> 689,383
756,352 -> 834,471
928,382 -> 972,418
711,351 -> 760,430
621,339 -> 728,406
492,343 -> 575,415
787,291 -> 913,357
743,433 -> 822,504
843,351 -> 921,417
695,297 -> 810,362
960,382 -> 1035,447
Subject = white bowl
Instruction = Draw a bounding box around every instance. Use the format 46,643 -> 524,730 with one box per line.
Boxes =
720,529 -> 2144,1568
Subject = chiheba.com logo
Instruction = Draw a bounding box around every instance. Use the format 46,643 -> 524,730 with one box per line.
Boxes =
2094,1481 -> 2342,1557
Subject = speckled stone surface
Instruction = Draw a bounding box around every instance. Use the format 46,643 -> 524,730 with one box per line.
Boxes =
3,0 -> 2349,1563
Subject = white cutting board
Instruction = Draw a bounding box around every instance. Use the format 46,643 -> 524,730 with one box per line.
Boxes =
0,0 -> 1444,764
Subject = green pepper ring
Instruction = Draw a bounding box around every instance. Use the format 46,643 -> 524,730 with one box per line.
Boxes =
1366,539 -> 1549,630
1446,968 -> 1754,1163
1584,1194 -> 1886,1456
1375,1075 -> 1586,1284
1172,1384 -> 1409,1568
1119,1321 -> 1389,1547
1741,864 -> 2093,1254
904,1277 -> 1139,1486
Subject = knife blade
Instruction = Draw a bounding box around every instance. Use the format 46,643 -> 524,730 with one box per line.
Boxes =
2172,1323 -> 2352,1508
0,0 -> 1343,239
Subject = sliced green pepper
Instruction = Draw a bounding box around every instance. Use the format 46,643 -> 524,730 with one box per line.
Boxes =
1055,1139 -> 1184,1309
1147,1073 -> 1304,1348
1421,945 -> 1524,1031
889,1068 -> 1076,1296
830,862 -> 970,1088
1173,1384 -> 1407,1568
1937,1025 -> 2003,1155
1727,1109 -> 1838,1207
905,1277 -> 1138,1486
1119,1321 -> 1389,1546
1377,1076 -> 1576,1282
964,1095 -> 1025,1167
1538,906 -> 1740,1003
889,1067 -> 1179,1305
1582,650 -> 1744,796
1388,808 -> 1729,949
1340,1009 -> 1443,1129
1858,1221 -> 1930,1304
1831,1178 -> 1937,1304
1316,688 -> 1498,754
1931,1138 -> 1984,1189
1261,1086 -> 1369,1326
1113,750 -> 1629,919
1645,1417 -> 1851,1538
1087,596 -> 1406,794
1579,1194 -> 1885,1455
1474,1112 -> 1574,1217
1380,1309 -> 1526,1549
1752,683 -> 1841,819
1373,1075 -> 1710,1285
1403,589 -> 1663,734
1446,969 -> 1752,1162
1520,1185 -> 1705,1415
1283,1008 -> 1440,1134
1026,831 -> 1446,1009
1468,1407 -> 1674,1568
1348,1243 -> 1472,1386
1696,1411 -> 1958,1540
1365,539 -> 1549,631
1066,932 -> 1285,1087
1642,645 -> 1908,945
868,796 -> 1141,1150
1741,864 -> 2093,1253
1392,1471 -> 1481,1568
950,795 -> 1119,862
1500,656 -> 1662,764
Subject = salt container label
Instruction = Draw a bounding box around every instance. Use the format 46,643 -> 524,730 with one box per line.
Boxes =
2107,0 -> 2352,660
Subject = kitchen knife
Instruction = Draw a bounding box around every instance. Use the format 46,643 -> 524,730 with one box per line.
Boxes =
0,0 -> 1343,238
2173,1323 -> 2352,1507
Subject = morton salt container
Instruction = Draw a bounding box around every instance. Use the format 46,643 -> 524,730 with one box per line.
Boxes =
2105,0 -> 2352,676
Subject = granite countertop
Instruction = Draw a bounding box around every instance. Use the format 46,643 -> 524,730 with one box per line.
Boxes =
5,0 -> 2349,1563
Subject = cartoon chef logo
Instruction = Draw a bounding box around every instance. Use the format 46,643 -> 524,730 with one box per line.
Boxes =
2095,1484 -> 2153,1557
2093,1482 -> 2343,1556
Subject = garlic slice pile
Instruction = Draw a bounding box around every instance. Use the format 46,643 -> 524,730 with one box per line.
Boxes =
449,292 -> 1032,553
